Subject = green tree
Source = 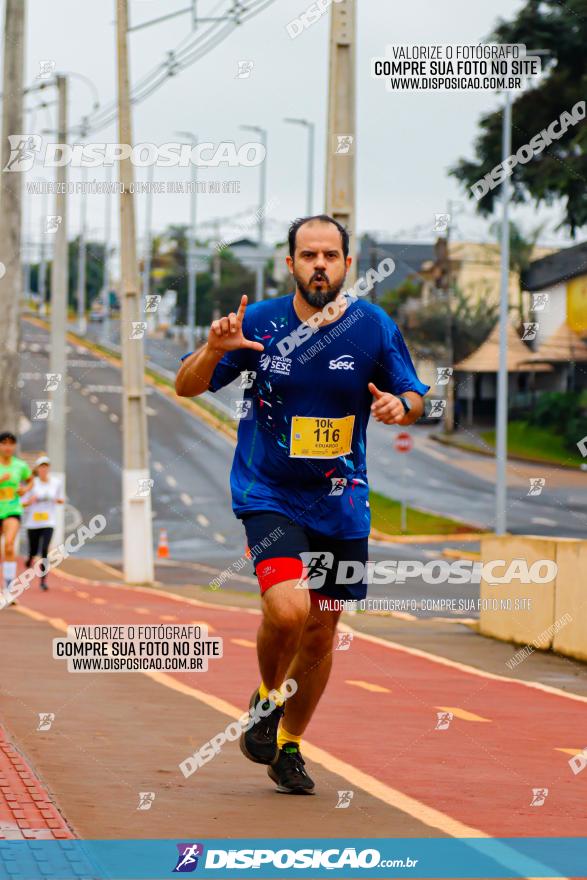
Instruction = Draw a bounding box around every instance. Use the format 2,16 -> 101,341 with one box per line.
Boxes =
450,0 -> 587,234
149,225 -> 256,325
379,278 -> 422,314
40,238 -> 106,309
409,287 -> 499,362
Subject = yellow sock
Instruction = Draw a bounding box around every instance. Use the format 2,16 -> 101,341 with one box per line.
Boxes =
259,681 -> 285,706
277,724 -> 302,750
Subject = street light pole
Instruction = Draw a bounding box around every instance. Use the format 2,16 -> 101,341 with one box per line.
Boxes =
284,118 -> 315,215
240,123 -> 267,302
176,130 -> 198,351
495,90 -> 512,536
116,0 -> 154,584
142,162 -> 154,308
101,165 -> 112,343
444,199 -> 455,434
47,75 -> 68,546
38,189 -> 48,314
76,159 -> 88,335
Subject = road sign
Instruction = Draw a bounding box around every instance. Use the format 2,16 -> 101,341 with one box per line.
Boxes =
394,432 -> 413,454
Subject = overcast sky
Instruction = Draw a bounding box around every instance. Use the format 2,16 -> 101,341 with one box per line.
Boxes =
16,0 -> 579,262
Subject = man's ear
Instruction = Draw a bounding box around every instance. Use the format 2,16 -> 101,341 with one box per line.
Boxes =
285,255 -> 295,276
345,256 -> 353,271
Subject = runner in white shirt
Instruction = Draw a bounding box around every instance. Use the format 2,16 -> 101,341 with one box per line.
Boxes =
22,455 -> 64,591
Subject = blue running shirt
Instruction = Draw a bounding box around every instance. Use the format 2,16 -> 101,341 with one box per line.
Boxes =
183,294 -> 429,538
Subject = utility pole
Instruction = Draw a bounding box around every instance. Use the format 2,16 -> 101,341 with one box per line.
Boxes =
495,91 -> 512,536
0,0 -> 26,430
116,0 -> 154,583
325,0 -> 356,282
47,75 -> 68,546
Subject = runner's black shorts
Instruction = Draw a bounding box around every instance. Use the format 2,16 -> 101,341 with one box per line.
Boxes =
240,510 -> 369,603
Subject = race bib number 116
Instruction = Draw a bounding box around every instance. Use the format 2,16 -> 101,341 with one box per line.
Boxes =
289,415 -> 355,459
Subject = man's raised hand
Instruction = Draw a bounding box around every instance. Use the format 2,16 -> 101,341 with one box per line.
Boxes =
207,295 -> 265,354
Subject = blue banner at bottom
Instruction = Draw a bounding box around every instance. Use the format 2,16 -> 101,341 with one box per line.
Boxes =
0,837 -> 584,879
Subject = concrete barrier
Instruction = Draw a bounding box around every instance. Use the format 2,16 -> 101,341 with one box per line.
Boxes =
478,536 -> 557,648
552,539 -> 587,662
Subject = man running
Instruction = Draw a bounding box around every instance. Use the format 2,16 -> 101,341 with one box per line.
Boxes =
0,432 -> 33,606
176,214 -> 429,794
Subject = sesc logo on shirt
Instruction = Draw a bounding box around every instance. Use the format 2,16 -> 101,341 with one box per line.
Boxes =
259,354 -> 292,375
328,355 -> 354,371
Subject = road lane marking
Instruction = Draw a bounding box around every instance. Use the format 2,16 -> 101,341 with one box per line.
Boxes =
91,560 -> 124,580
342,626 -> 587,706
99,403 -> 108,412
160,615 -> 178,621
180,493 -> 192,507
153,462 -> 164,472
76,591 -> 90,598
8,580 -> 574,874
134,608 -> 150,614
55,573 -> 587,707
435,706 -> 491,722
196,514 -> 209,527
109,413 -> 119,423
145,669 -> 483,838
213,532 -> 226,544
346,679 -> 390,693
142,669 -> 570,877
231,638 -> 256,648
531,517 -> 557,526
442,548 -> 480,561
419,444 -> 449,463
554,748 -> 585,756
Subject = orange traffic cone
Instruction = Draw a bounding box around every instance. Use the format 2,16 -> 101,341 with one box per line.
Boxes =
157,528 -> 169,558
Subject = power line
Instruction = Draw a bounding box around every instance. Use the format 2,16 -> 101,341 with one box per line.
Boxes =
71,0 -> 276,136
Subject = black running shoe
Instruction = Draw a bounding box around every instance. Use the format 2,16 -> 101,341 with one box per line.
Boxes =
267,743 -> 315,794
239,689 -> 283,765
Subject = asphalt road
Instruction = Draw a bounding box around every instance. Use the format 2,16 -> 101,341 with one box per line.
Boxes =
89,318 -> 587,539
19,321 -> 485,618
18,318 -> 586,619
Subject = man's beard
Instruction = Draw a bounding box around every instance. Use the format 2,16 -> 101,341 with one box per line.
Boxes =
295,269 -> 346,309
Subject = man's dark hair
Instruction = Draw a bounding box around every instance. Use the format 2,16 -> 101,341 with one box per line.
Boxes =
288,214 -> 350,260
0,432 -> 16,443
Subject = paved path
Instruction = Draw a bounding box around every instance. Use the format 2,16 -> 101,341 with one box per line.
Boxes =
2,564 -> 587,844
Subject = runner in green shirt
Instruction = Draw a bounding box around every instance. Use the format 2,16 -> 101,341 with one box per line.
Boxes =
0,432 -> 33,606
